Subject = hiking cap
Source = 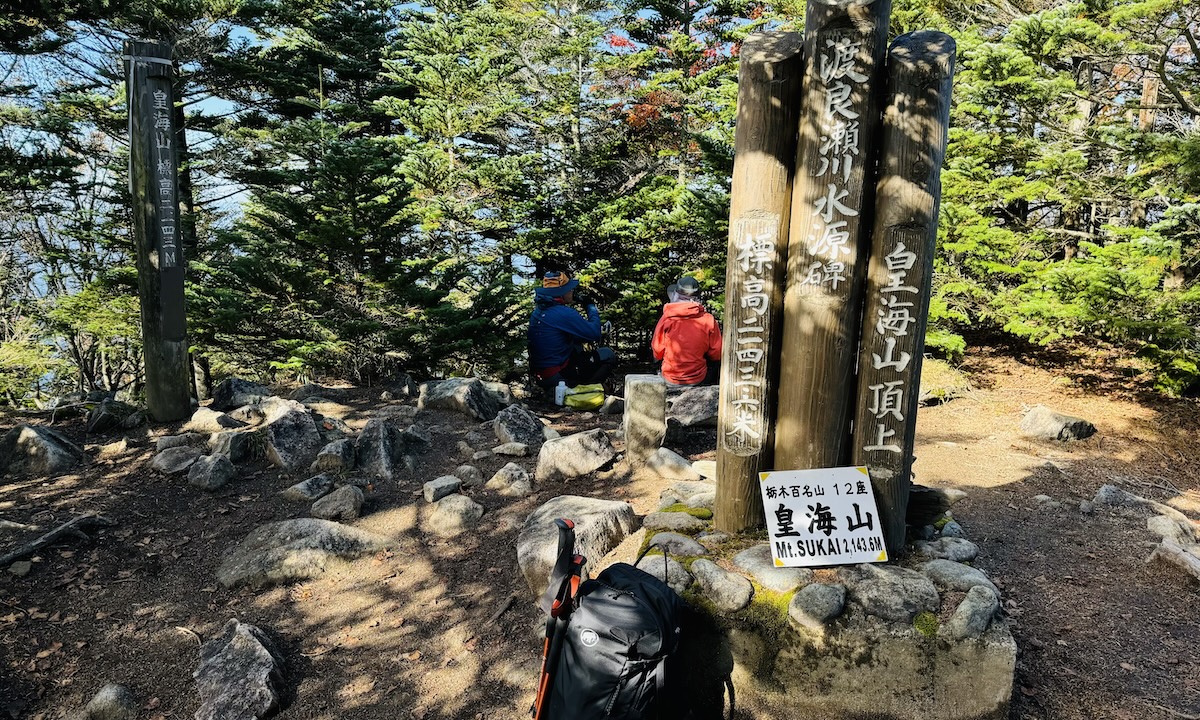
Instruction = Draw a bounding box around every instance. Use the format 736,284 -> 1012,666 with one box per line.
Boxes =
676,276 -> 700,296
540,271 -> 580,297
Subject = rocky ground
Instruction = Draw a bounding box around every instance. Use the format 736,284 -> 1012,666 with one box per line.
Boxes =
0,346 -> 1197,720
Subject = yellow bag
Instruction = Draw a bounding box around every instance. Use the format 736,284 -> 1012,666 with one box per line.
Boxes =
564,383 -> 605,411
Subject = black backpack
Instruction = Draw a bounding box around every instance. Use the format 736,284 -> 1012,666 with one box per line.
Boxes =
533,519 -> 684,720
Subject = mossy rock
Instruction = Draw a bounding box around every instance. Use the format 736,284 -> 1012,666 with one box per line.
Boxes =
913,610 -> 939,639
659,503 -> 713,520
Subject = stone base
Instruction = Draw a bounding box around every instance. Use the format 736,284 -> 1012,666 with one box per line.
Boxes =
679,613 -> 1015,720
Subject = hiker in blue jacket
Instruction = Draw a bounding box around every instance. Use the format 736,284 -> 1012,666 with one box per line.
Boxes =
529,270 -> 616,391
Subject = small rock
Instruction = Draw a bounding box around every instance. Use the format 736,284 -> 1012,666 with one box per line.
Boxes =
920,559 -> 999,597
635,553 -> 692,594
913,536 -> 979,563
1032,494 -> 1053,504
1019,405 -> 1096,442
424,475 -> 463,503
282,473 -> 336,502
599,396 -> 624,415
227,404 -> 266,426
188,455 -> 237,491
457,441 -> 475,456
667,385 -> 720,427
193,620 -> 283,720
691,460 -> 716,479
843,564 -> 939,623
1079,500 -> 1095,514
646,447 -> 702,481
454,465 -> 483,487
645,531 -> 707,557
473,450 -> 495,461
156,433 -> 207,452
697,531 -> 730,548
940,520 -> 965,538
311,438 -> 356,474
492,442 -> 528,457
643,511 -> 706,533
788,583 -> 846,631
946,585 -> 1000,640
380,390 -> 395,402
1093,484 -> 1139,507
80,683 -> 137,720
691,559 -> 753,612
210,378 -> 273,411
493,405 -> 545,449
311,485 -> 365,521
183,407 -> 247,434
428,494 -> 484,536
534,429 -> 617,482
733,544 -> 813,593
486,463 -> 532,496
151,445 -> 204,475
8,561 -> 32,577
209,429 -> 261,463
542,426 -> 560,441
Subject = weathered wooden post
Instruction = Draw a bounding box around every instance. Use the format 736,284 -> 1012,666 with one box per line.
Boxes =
774,0 -> 892,472
714,32 -> 805,533
124,40 -> 191,422
851,31 -> 955,554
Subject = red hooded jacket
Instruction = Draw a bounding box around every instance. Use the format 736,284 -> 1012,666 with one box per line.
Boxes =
652,301 -> 722,385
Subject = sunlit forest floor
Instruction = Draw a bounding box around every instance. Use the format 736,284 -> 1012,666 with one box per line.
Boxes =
0,346 -> 1197,720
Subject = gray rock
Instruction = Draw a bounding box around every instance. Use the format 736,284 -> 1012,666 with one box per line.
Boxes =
535,429 -> 617,482
913,536 -> 979,563
183,407 -> 247,434
1019,404 -> 1096,442
209,429 -> 262,463
1032,494 -> 1053,504
428,494 -> 484,536
289,384 -> 344,401
635,553 -> 692,594
379,390 -> 395,402
542,426 -> 560,441
156,433 -> 207,452
482,381 -> 517,408
356,419 -> 407,481
733,544 -> 814,592
464,430 -> 488,448
376,404 -> 418,424
401,423 -> 432,449
691,559 -> 753,612
600,396 -> 624,415
697,531 -> 730,548
211,378 -> 273,411
151,445 -> 203,475
424,475 -> 463,503
921,559 -> 999,597
946,585 -> 1000,640
643,512 -> 706,533
517,495 -> 638,596
917,525 -> 937,541
0,425 -> 84,478
311,438 -> 356,474
691,460 -> 716,479
1148,515 -> 1192,545
1093,484 -> 1140,507
454,465 -> 483,487
844,564 -> 940,623
8,560 -> 32,576
646,447 -> 702,481
264,409 -> 325,474
940,520 -> 966,538
282,473 -> 336,503
684,491 -> 715,510
188,455 -> 237,491
788,583 -> 847,631
418,378 -> 501,421
80,683 -> 137,720
663,480 -> 714,502
646,531 -> 707,557
487,463 -> 532,495
667,385 -> 720,427
311,485 -> 364,521
493,405 -> 545,450
623,374 -> 667,465
193,619 -> 283,720
85,399 -> 140,434
216,519 -> 392,588
255,396 -> 307,423
227,404 -> 266,426
473,450 -> 495,461
457,441 -> 474,456
493,442 -> 529,457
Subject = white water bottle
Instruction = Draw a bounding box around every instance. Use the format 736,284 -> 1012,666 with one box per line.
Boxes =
554,381 -> 567,406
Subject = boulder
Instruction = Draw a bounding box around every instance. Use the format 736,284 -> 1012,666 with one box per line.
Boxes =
913,536 -> 979,563
193,619 -> 283,720
85,399 -> 141,434
534,429 -> 617,482
493,405 -> 545,449
311,438 -> 356,474
667,385 -> 720,427
0,425 -> 84,477
1019,404 -> 1096,442
843,564 -> 940,623
156,433 -> 207,452
424,475 -> 462,503
643,512 -> 706,533
217,519 -> 392,588
493,442 -> 529,457
79,683 -> 137,720
517,495 -> 638,596
255,397 -> 307,423
151,445 -> 203,475
227,404 -> 266,426
453,465 -> 483,487
211,378 -> 272,411
635,554 -> 693,595
355,418 -> 408,482
920,559 -> 999,597
311,485 -> 364,521
428,494 -> 484,536
486,462 -> 533,497
946,585 -> 1000,640
188,455 -> 237,491
418,378 -> 501,421
209,429 -> 262,463
646,447 -> 702,481
183,407 -> 247,435
264,409 -> 325,474
282,473 -> 336,503
691,558 -> 753,612
646,531 -> 707,557
788,583 -> 847,632
733,544 -> 814,592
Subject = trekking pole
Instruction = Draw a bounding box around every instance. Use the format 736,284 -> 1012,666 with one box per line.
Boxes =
532,519 -> 585,720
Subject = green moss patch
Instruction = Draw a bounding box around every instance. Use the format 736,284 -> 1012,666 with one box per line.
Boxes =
913,611 -> 939,639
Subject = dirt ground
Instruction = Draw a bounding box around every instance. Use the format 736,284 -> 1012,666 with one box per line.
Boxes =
0,346 -> 1197,720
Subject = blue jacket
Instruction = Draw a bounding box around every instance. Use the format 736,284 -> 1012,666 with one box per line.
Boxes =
529,289 -> 602,371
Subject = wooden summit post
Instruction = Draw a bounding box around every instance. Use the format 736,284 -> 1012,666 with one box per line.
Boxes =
851,31 -> 955,554
774,0 -> 892,473
124,41 -> 191,422
715,32 -> 805,533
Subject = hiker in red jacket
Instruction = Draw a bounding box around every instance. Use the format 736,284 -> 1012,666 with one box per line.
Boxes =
652,276 -> 722,387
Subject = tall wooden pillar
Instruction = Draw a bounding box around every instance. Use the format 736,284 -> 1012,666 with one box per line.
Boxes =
715,32 -> 805,533
851,31 -> 955,554
774,0 -> 892,472
124,40 -> 190,422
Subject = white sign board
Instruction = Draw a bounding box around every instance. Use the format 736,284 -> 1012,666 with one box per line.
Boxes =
759,466 -> 889,567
